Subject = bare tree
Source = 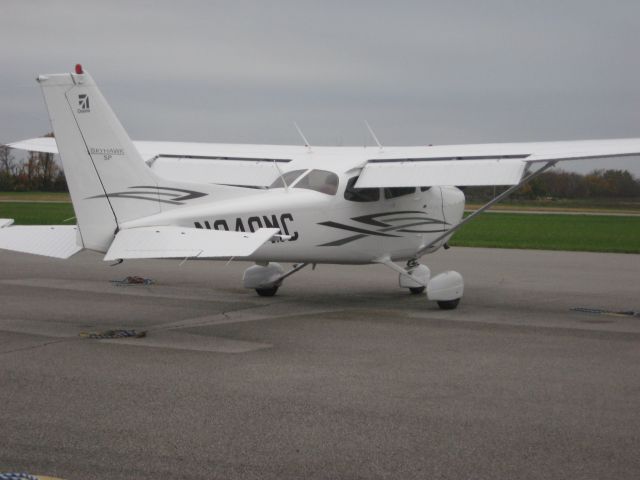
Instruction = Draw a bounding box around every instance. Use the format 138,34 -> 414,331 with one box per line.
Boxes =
36,150 -> 59,190
0,145 -> 15,175
0,144 -> 16,190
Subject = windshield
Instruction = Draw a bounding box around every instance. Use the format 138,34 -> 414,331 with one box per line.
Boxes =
293,169 -> 339,195
269,169 -> 307,189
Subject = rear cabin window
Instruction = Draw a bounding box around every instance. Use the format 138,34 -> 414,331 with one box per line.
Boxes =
294,169 -> 339,195
344,176 -> 380,202
269,169 -> 306,189
384,187 -> 416,199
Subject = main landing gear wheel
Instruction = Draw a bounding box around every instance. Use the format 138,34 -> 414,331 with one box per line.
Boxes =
244,263 -> 310,297
437,298 -> 460,310
255,286 -> 279,297
409,286 -> 426,294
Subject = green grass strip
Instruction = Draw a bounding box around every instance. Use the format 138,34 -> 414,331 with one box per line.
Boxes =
0,202 -> 75,225
451,213 -> 640,253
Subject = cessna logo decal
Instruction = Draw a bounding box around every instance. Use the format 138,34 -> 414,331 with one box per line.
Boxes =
317,211 -> 449,246
194,213 -> 298,242
77,94 -> 90,113
87,186 -> 207,205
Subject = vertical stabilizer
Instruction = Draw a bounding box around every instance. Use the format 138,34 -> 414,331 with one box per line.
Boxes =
38,66 -> 161,251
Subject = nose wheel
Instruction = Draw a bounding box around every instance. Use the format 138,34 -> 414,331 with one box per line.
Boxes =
255,285 -> 279,297
243,262 -> 309,297
436,298 -> 460,310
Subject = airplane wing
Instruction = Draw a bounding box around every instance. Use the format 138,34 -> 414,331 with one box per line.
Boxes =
355,138 -> 640,188
7,137 -> 295,162
9,136 -> 640,188
103,226 -> 279,261
7,137 -> 292,187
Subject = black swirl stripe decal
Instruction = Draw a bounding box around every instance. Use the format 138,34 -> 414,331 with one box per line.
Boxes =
318,211 -> 449,246
86,186 -> 207,205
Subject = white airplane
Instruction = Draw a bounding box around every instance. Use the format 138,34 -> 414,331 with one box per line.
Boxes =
2,65 -> 640,309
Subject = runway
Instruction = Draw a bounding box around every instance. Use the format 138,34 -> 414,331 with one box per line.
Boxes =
0,247 -> 639,479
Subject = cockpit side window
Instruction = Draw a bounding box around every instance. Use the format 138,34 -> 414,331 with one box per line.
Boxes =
293,169 -> 339,195
344,176 -> 380,202
269,169 -> 307,189
384,187 -> 416,199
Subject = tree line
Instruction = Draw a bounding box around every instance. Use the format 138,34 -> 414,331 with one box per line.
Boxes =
1,135 -> 67,192
465,168 -> 640,200
1,139 -> 639,199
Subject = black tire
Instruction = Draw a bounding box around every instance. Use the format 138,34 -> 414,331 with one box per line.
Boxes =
409,286 -> 426,294
437,299 -> 460,310
256,286 -> 279,297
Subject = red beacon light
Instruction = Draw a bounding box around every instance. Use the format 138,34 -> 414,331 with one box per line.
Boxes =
75,64 -> 84,75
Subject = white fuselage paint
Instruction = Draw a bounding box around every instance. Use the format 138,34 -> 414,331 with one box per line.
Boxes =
123,173 -> 465,264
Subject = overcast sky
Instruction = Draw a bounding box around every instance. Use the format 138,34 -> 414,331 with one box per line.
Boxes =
2,0 -> 640,175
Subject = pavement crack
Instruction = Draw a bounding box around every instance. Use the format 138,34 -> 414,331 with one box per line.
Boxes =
151,300 -> 284,331
0,337 -> 75,356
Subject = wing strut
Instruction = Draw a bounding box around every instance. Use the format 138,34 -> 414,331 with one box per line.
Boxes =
375,256 -> 427,287
416,160 -> 558,257
271,262 -> 309,284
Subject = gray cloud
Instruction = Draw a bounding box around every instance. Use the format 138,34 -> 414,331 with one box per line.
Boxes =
2,0 -> 640,174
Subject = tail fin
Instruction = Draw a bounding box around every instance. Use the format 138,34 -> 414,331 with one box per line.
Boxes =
38,66 -> 162,251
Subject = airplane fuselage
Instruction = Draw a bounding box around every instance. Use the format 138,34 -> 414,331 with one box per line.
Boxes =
123,175 -> 465,264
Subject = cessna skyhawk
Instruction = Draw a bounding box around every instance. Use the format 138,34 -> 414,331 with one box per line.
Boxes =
2,65 -> 639,309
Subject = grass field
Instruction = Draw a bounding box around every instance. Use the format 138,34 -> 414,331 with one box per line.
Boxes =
1,201 -> 639,253
451,213 -> 640,253
0,202 -> 75,225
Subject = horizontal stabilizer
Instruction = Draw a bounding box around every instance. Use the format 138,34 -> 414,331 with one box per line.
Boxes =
7,137 -> 58,154
104,226 -> 279,261
0,221 -> 82,259
356,159 -> 526,187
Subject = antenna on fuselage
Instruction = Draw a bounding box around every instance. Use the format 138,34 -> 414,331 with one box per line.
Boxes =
364,120 -> 384,152
294,122 -> 312,153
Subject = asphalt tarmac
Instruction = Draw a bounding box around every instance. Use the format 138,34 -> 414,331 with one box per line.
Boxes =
0,247 -> 639,480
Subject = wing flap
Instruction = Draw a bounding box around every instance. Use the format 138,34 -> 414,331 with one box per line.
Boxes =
355,159 -> 527,188
104,226 -> 279,261
0,222 -> 82,259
